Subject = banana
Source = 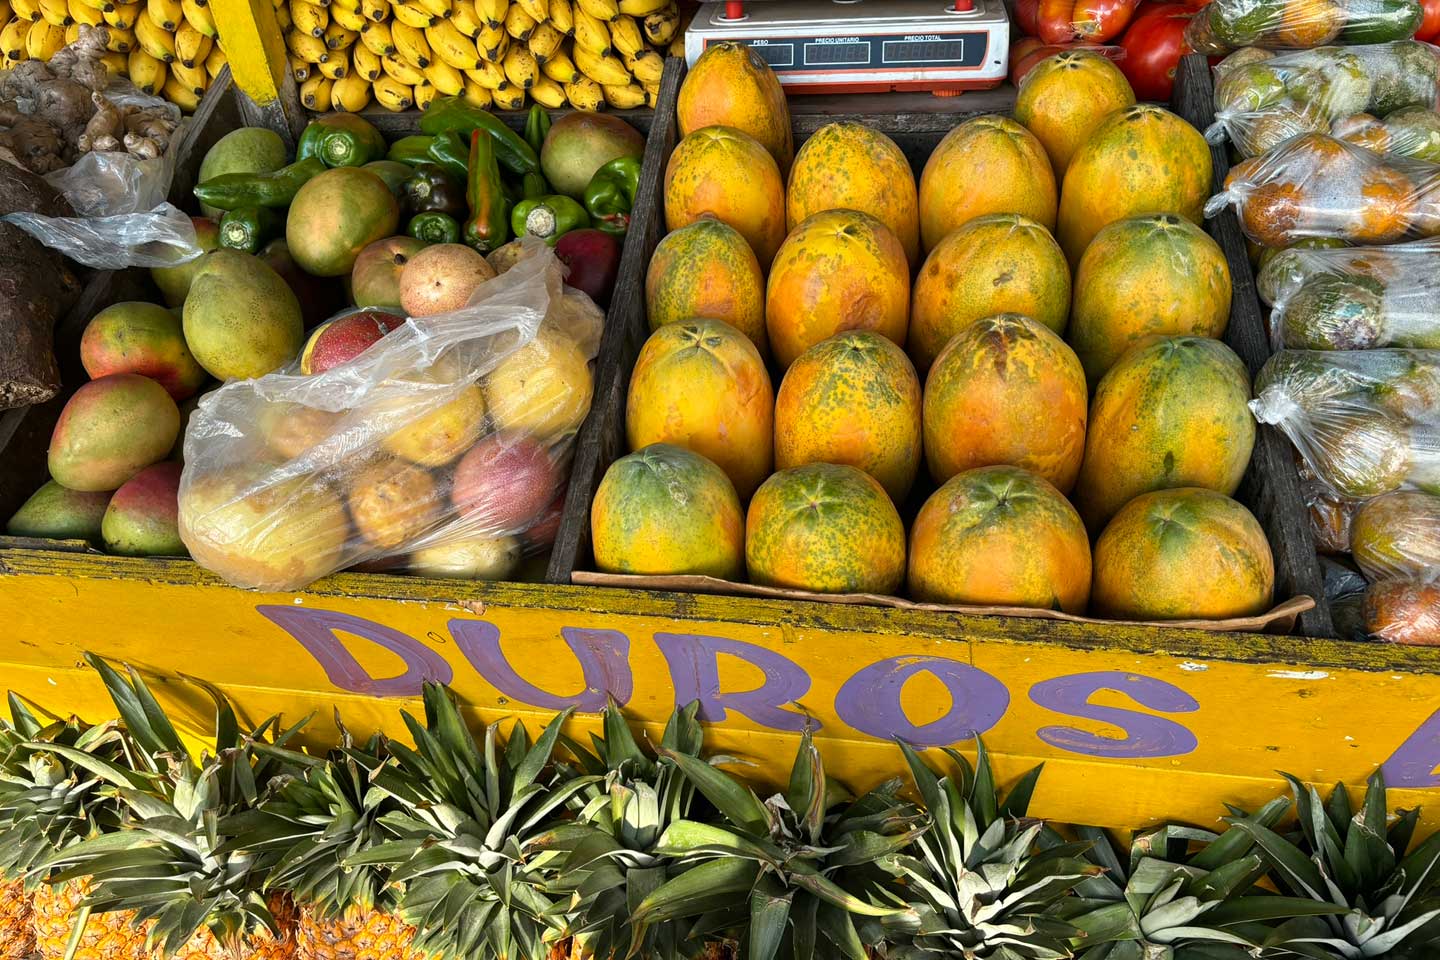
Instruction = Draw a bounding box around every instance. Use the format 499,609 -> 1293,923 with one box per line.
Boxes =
291,0 -> 326,35
358,19 -> 394,54
351,38 -> 379,76
514,0 -> 543,19
526,18 -> 559,59
97,48 -> 126,72
169,56 -> 207,93
162,71 -> 199,109
371,72 -> 411,108
298,72 -> 333,108
143,0 -> 178,29
331,68 -> 370,108
573,41 -> 626,84
103,2 -> 139,27
70,0 -> 110,15
9,0 -> 36,21
287,28 -> 328,61
608,13 -> 642,57
502,40 -> 536,87
601,79 -> 642,108
380,50 -> 423,82
125,45 -> 163,87
617,0 -> 664,13
0,17 -> 26,58
68,0 -> 102,23
501,0 -> 531,38
202,41 -> 225,76
288,51 -> 309,79
62,20 -> 77,42
667,31 -> 680,57
529,72 -> 564,106
413,77 -> 435,108
175,19 -> 210,65
448,0 -> 481,35
414,0 -> 448,17
330,0 -> 360,15
0,2 -> 14,25
475,20 -> 505,57
640,2 -> 674,43
37,0 -> 69,28
491,77 -> 523,108
179,0 -> 213,34
316,51 -> 347,76
426,18 -> 477,68
575,0 -> 614,20
563,75 -> 601,110
547,0 -> 569,33
273,3 -> 289,29
538,46 -> 575,81
625,47 -> 660,83
133,9 -> 173,58
388,0 -> 433,27
422,57 -> 462,93
643,78 -> 658,106
323,21 -> 357,47
475,0 -> 503,26
464,57 -> 502,88
570,2 -> 607,54
460,75 -> 490,105
328,0 -> 364,29
104,23 -> 133,48
390,17 -> 429,64
358,0 -> 386,20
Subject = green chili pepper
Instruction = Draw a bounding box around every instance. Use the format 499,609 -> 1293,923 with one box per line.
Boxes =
217,205 -> 282,254
386,134 -> 470,182
582,155 -> 641,235
511,194 -> 590,245
408,212 -> 462,245
296,113 -> 386,168
465,130 -> 510,253
404,163 -> 467,219
524,104 -> 550,156
522,171 -> 549,200
364,160 -> 417,198
418,97 -> 540,176
192,157 -> 326,211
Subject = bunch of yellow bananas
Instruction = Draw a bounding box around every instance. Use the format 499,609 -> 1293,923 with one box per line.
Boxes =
0,0 -> 223,111
282,0 -> 683,113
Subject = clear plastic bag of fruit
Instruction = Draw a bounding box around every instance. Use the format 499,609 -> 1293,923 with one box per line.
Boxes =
1251,348 -> 1440,499
1331,106 -> 1440,158
177,242 -> 603,592
1257,237 -> 1440,348
1206,133 -> 1440,247
1209,42 -> 1440,155
1186,0 -> 1422,56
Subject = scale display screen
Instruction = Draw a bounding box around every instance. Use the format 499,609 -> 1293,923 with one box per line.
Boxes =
733,32 -> 988,71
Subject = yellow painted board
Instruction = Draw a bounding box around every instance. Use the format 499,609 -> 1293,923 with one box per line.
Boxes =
211,0 -> 288,105
4,547 -> 1440,831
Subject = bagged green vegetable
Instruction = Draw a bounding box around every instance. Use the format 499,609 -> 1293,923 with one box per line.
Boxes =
1187,0 -> 1422,55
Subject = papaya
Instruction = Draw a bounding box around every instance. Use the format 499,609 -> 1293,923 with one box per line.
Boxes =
786,121 -> 920,267
765,209 -> 911,368
774,331 -> 922,502
665,126 -> 787,267
1014,50 -> 1136,178
1069,214 -> 1232,387
591,443 -> 745,579
1057,104 -> 1213,266
909,213 -> 1070,370
918,115 -> 1057,253
286,167 -> 401,277
646,218 -> 767,356
908,465 -> 1091,613
1074,336 -> 1255,533
677,41 -> 793,174
1350,491 -> 1440,583
1092,488 -> 1274,621
924,314 -> 1088,494
746,463 -> 906,595
626,318 -> 774,499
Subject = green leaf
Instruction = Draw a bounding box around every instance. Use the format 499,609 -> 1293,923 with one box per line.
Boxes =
659,747 -> 771,837
1003,762 -> 1044,821
631,857 -> 760,927
83,653 -> 185,760
1204,896 -> 1349,925
653,820 -> 778,864
789,869 -> 911,919
602,701 -> 650,773
972,738 -> 999,830
748,883 -> 792,960
511,708 -> 572,801
787,731 -> 825,846
1192,796 -> 1290,872
1226,819 -> 1327,902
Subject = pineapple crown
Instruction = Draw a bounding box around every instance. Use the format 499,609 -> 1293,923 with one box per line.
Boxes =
35,653 -> 308,958
344,683 -> 597,960
629,727 -> 925,960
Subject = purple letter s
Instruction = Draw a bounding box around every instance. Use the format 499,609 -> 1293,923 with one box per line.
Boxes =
1028,671 -> 1199,759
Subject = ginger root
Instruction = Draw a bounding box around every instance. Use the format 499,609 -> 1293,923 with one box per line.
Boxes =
121,132 -> 160,159
0,117 -> 65,173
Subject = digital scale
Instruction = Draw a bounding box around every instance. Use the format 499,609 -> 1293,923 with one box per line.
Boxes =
684,0 -> 1010,94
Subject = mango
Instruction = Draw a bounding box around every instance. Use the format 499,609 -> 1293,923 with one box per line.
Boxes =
6,480 -> 110,542
101,461 -> 186,556
183,249 -> 305,381
151,217 -> 220,307
48,374 -> 180,492
80,301 -> 207,401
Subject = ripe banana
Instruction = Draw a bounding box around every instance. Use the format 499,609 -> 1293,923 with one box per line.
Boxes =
202,41 -> 225,76
289,51 -> 309,79
448,0 -> 481,36
539,46 -> 575,81
291,0 -> 326,35
626,47 -> 660,83
331,0 -> 361,15
575,0 -> 615,21
414,0 -> 448,17
9,0 -> 36,21
390,17 -> 429,65
162,71 -> 199,109
461,75 -> 490,105
529,72 -> 564,106
464,57 -> 502,88
526,19 -> 559,59
169,56 -> 207,93
502,41 -> 535,86
127,45 -> 164,88
63,20 -> 78,43
103,23 -> 133,49
298,72 -> 333,108
133,10 -> 173,58
0,1 -> 13,25
640,3 -> 673,43
426,18 -> 477,68
570,2 -> 607,54
70,0 -> 110,15
351,38 -> 380,76
143,0 -> 177,29
422,57 -> 462,93
317,51 -> 347,77
358,19 -> 394,54
273,3 -> 288,29
175,19 -> 210,65
413,78 -> 435,108
0,17 -> 26,59
547,0 -> 569,33
323,21 -> 356,47
608,13 -> 642,57
329,0 -> 364,29
331,69 -> 370,108
601,79 -> 643,108
573,41 -> 626,84
380,51 -> 423,82
358,0 -> 386,21
514,0 -> 543,19
563,75 -> 601,110
388,0 -> 433,27
97,48 -> 126,71
36,0 -> 68,29
643,78 -> 658,106
502,1 -> 531,38
491,77 -> 523,108
475,0 -> 503,26
287,28 -> 328,61
371,72 -> 411,108
103,2 -> 139,28
68,0 -> 103,26
475,20 -> 505,57
617,0 -> 664,13
180,0 -> 213,35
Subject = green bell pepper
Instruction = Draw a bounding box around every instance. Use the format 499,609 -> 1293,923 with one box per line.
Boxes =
511,194 -> 589,245
409,211 -> 462,245
386,133 -> 470,183
217,205 -> 282,254
192,157 -> 326,211
465,130 -> 510,253
583,155 -> 641,235
418,96 -> 540,176
296,113 -> 386,168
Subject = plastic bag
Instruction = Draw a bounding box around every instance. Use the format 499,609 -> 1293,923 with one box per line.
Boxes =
1186,0 -> 1422,56
1349,489 -> 1440,579
177,243 -> 603,592
1209,41 -> 1440,155
1206,133 -> 1440,247
1332,106 -> 1440,158
1300,458 -> 1364,551
2,149 -> 201,268
1015,0 -> 1141,43
1258,238 -> 1440,348
1363,578 -> 1440,641
1320,556 -> 1370,639
1252,348 -> 1440,498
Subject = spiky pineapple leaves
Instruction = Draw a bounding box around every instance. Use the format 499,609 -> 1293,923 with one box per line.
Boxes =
630,728 -> 922,960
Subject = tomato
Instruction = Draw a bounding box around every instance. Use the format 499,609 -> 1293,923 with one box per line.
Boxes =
1073,0 -> 1142,39
1118,2 -> 1194,102
1418,0 -> 1440,42
1015,0 -> 1041,36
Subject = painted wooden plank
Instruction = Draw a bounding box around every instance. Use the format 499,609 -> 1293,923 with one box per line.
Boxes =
212,0 -> 290,109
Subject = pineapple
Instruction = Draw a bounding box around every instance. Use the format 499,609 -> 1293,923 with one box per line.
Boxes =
36,654 -> 306,960
0,878 -> 30,960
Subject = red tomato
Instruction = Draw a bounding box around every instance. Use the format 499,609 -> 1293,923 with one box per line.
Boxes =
1418,0 -> 1440,42
1118,2 -> 1194,102
1015,0 -> 1041,36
